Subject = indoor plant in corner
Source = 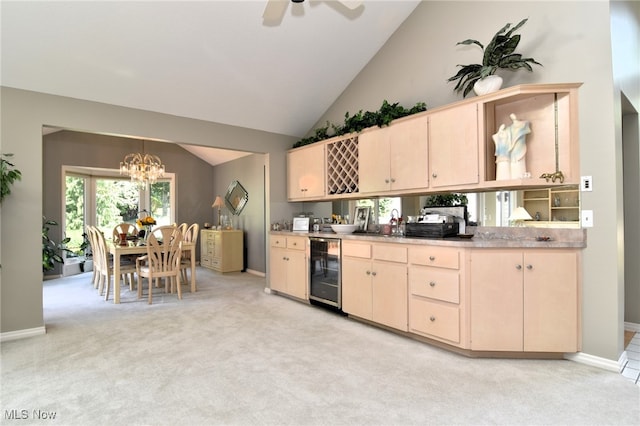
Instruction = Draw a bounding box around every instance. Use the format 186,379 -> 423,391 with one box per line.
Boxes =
447,18 -> 542,98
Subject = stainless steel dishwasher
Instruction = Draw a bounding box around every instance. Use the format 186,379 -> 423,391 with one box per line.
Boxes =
309,237 -> 341,309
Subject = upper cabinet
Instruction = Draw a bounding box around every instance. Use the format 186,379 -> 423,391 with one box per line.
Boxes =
428,103 -> 480,189
286,83 -> 582,202
359,115 -> 429,194
287,142 -> 325,200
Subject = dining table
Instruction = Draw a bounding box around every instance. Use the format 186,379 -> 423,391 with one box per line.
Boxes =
108,240 -> 196,304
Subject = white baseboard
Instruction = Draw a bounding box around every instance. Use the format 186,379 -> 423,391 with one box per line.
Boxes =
625,322 -> 640,332
564,352 -> 620,372
0,326 -> 46,343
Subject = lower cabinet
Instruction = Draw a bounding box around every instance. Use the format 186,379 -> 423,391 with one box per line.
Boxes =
470,249 -> 580,352
408,246 -> 466,346
342,241 -> 408,331
269,235 -> 307,300
200,229 -> 243,273
268,232 -> 582,355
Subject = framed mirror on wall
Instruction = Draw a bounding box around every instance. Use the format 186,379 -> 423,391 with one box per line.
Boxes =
225,180 -> 248,215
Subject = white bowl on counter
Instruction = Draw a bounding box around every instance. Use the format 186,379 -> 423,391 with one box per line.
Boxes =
330,224 -> 358,234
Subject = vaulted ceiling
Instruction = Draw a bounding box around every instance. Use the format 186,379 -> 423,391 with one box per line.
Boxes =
1,1 -> 420,165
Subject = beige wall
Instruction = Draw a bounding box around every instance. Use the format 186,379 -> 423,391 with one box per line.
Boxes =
0,88 -> 297,334
312,1 -> 639,361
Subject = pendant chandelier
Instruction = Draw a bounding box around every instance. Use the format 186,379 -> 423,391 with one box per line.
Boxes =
119,142 -> 165,188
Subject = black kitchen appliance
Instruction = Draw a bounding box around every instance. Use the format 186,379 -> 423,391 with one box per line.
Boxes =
309,237 -> 341,309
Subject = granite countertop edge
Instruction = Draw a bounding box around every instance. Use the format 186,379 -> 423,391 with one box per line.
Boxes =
270,227 -> 587,249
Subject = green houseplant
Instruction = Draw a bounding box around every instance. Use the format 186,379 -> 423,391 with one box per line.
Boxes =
42,216 -> 73,272
1,153 -> 22,203
447,18 -> 542,98
293,100 -> 427,148
424,193 -> 468,208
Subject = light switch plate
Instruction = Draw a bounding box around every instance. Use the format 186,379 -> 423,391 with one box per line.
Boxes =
581,210 -> 594,227
581,176 -> 593,191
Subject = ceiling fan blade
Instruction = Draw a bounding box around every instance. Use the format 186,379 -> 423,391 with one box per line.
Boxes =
339,0 -> 363,10
263,0 -> 289,26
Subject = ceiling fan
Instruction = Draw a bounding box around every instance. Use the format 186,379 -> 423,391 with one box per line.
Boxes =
263,0 -> 364,26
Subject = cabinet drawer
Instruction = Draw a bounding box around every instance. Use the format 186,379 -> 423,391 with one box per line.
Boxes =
343,241 -> 371,259
409,246 -> 460,269
271,237 -> 286,248
372,244 -> 407,264
201,257 -> 212,267
409,267 -> 459,304
287,236 -> 306,250
409,297 -> 460,343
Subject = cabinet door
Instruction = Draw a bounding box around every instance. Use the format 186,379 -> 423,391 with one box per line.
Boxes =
372,261 -> 408,331
269,247 -> 288,293
470,250 -> 523,351
342,257 -> 373,320
287,144 -> 325,199
428,103 -> 479,188
286,249 -> 308,300
358,127 -> 391,193
388,116 -> 429,191
523,251 -> 578,352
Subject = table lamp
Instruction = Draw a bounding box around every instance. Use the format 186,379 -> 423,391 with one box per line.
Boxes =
212,196 -> 224,227
508,206 -> 533,227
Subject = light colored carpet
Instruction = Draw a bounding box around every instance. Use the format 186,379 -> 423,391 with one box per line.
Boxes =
1,268 -> 639,426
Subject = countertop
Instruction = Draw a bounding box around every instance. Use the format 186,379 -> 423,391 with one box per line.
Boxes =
270,226 -> 587,249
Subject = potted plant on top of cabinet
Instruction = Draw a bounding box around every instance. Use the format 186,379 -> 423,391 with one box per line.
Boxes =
447,18 -> 542,98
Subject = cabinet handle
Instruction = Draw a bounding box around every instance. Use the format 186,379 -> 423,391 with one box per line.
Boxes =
429,281 -> 436,287
430,316 -> 436,322
371,271 -> 377,277
432,173 -> 438,178
390,178 -> 396,183
366,270 -> 371,275
526,264 -> 533,270
292,242 -> 297,246
429,256 -> 435,261
516,264 -> 522,270
385,179 -> 390,184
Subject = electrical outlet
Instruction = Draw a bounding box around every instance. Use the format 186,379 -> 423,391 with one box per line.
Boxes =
581,176 -> 593,192
581,210 -> 594,227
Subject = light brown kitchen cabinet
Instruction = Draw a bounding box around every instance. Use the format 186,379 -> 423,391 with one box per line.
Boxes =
342,241 -> 408,331
286,84 -> 582,200
427,102 -> 479,188
358,115 -> 429,194
470,249 -> 580,352
200,229 -> 243,273
408,246 -> 467,346
287,143 -> 325,200
269,235 -> 307,300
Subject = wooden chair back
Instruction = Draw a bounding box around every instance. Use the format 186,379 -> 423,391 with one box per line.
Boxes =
113,223 -> 138,242
137,227 -> 183,304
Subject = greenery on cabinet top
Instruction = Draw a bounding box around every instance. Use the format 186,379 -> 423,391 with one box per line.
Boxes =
293,100 -> 427,148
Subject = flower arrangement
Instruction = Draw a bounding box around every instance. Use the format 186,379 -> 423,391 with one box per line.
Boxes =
137,216 -> 156,228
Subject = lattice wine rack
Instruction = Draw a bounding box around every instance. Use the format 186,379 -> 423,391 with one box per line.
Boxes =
326,135 -> 359,195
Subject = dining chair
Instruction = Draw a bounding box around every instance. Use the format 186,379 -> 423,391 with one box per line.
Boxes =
94,228 -> 137,301
136,228 -> 183,304
177,222 -> 188,236
85,226 -> 100,289
179,223 -> 199,284
112,223 -> 138,243
151,225 -> 178,244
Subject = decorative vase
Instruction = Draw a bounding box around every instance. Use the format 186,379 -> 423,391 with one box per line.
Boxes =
473,75 -> 503,96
